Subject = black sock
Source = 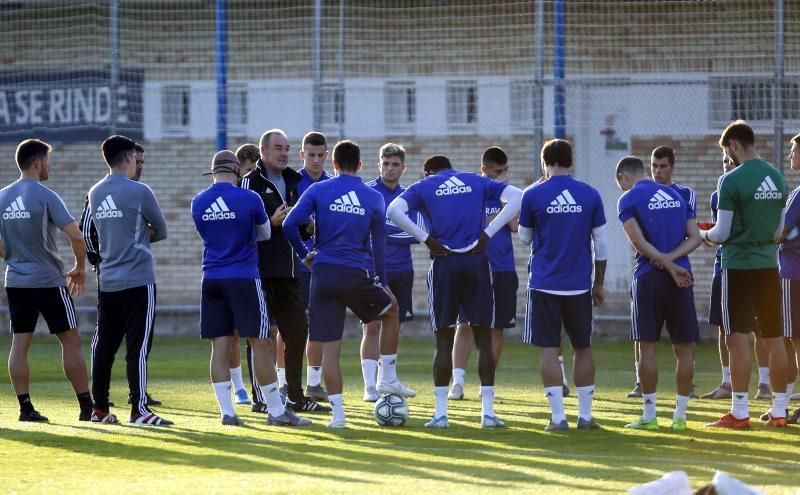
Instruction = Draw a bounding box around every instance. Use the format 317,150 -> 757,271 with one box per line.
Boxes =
76,391 -> 92,411
17,393 -> 34,414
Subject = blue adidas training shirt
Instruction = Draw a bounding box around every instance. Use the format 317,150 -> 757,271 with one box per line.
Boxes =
283,174 -> 388,284
191,182 -> 268,279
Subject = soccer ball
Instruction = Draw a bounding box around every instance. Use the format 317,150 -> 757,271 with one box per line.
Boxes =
373,394 -> 409,427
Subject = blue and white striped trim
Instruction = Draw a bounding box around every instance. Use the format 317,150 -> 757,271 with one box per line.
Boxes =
58,286 -> 77,330
782,278 -> 793,338
630,277 -> 639,340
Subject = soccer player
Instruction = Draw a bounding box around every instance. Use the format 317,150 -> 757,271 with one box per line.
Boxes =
240,129 -> 329,413
192,150 -> 311,426
779,133 -> 800,422
362,143 -> 420,402
626,146 -> 699,399
701,120 -> 789,428
616,155 -> 701,430
219,142 -> 261,406
89,135 -> 171,426
284,140 -> 397,428
518,139 -> 607,430
296,131 -> 334,403
387,154 -> 522,428
0,139 -> 92,422
80,143 -> 162,408
449,146 -> 519,400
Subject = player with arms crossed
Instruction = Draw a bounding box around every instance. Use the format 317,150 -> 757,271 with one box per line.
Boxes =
362,143 -> 420,401
89,135 -> 170,426
518,139 -> 607,430
449,146 -> 519,401
616,156 -> 701,430
284,140 -> 399,428
192,151 -> 311,426
701,120 -> 790,428
387,154 -> 522,428
0,138 -> 92,422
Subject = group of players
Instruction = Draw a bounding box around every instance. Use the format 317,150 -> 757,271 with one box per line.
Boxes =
1,118 -> 799,430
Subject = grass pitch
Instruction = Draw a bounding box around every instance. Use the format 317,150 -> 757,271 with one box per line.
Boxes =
0,336 -> 799,494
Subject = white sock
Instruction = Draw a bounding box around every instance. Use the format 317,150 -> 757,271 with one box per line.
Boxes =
787,382 -> 795,397
307,366 -> 322,387
361,359 -> 378,389
731,391 -> 749,419
545,386 -> 566,423
772,392 -> 788,418
758,367 -> 770,385
722,366 -> 731,385
434,386 -> 449,418
635,361 -> 641,384
452,368 -> 466,387
642,393 -> 656,421
212,381 -> 235,418
380,354 -> 398,383
260,381 -> 285,417
673,394 -> 689,421
480,386 -> 495,417
577,385 -> 594,421
230,366 -> 246,392
328,393 -> 345,421
559,356 -> 568,387
277,368 -> 286,389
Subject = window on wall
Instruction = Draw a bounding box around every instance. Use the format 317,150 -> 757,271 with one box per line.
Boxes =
162,85 -> 190,135
226,84 -> 248,135
510,79 -> 540,131
319,83 -> 345,129
710,79 -> 800,126
446,80 -> 478,130
384,81 -> 416,132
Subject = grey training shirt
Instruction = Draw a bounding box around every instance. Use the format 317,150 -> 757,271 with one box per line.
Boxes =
0,178 -> 74,288
88,173 -> 167,292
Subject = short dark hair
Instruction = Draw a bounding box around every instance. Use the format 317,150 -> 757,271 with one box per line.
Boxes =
616,156 -> 645,175
235,143 -> 260,163
134,143 -> 145,154
101,135 -> 136,167
719,120 -> 755,149
791,133 -> 800,145
15,139 -> 51,171
302,131 -> 327,148
423,155 -> 452,174
481,146 -> 507,166
332,140 -> 360,171
541,139 -> 573,168
651,146 -> 674,166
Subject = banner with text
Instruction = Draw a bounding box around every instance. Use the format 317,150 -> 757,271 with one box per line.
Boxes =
0,68 -> 143,142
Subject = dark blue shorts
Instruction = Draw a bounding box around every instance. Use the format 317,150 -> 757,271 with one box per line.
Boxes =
457,270 -> 519,329
298,270 -> 311,310
523,289 -> 593,348
308,264 -> 393,342
427,253 -> 493,331
387,269 -> 414,323
782,278 -> 800,338
631,270 -> 699,344
200,278 -> 270,340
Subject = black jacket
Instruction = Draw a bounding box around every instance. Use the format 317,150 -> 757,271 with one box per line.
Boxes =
239,160 -> 305,279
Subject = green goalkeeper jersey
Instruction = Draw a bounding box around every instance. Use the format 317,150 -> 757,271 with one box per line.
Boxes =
717,157 -> 787,270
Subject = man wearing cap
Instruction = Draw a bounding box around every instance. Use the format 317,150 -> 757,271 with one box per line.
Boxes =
191,151 -> 311,426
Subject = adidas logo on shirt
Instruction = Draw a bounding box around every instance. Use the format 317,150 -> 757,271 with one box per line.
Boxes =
755,176 -> 782,200
329,191 -> 366,215
435,176 -> 472,196
95,194 -> 123,219
3,196 -> 30,219
202,197 -> 236,221
647,190 -> 681,210
547,189 -> 582,213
